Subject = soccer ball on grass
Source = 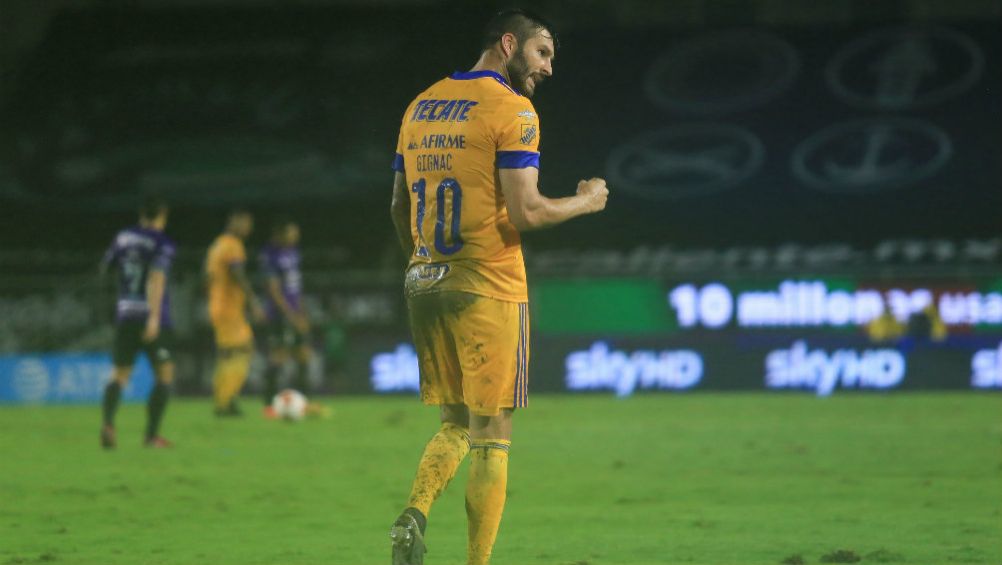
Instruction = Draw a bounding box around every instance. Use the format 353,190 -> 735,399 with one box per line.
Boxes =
272,389 -> 308,421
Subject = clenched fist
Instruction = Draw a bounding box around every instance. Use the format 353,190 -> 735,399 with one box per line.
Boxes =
576,177 -> 609,213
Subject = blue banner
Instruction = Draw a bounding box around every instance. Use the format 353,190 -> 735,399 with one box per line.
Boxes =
0,354 -> 153,404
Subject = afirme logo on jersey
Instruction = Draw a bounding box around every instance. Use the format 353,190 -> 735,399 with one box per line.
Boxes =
970,342 -> 1002,389
565,342 -> 703,397
765,341 -> 906,396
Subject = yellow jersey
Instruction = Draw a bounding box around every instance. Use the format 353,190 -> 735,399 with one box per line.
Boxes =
206,233 -> 247,319
394,70 -> 541,303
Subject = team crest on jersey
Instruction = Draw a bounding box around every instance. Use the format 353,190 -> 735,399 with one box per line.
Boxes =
520,124 -> 537,145
517,110 -> 536,119
405,263 -> 451,295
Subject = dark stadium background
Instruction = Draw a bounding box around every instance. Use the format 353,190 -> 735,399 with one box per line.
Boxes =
1,0 -> 1000,399
1,3 -> 1001,565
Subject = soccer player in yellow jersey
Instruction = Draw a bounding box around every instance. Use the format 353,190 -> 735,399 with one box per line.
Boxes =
388,10 -> 608,565
206,209 -> 264,416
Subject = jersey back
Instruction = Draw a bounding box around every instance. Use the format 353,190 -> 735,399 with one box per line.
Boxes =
393,70 -> 541,302
102,226 -> 175,326
206,234 -> 247,318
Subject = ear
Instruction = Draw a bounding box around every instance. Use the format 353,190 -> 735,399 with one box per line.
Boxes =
500,32 -> 518,59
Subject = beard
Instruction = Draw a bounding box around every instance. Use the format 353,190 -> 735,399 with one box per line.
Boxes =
506,47 -> 542,97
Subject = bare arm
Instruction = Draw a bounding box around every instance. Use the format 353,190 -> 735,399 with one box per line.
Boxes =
390,171 -> 415,257
499,168 -> 608,232
143,269 -> 166,341
265,276 -> 307,332
266,277 -> 293,319
229,263 -> 264,320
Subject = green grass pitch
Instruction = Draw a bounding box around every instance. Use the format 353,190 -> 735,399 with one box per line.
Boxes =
1,394 -> 999,565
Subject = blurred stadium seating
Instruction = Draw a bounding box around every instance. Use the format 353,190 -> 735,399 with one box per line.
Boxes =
1,0 -> 1000,402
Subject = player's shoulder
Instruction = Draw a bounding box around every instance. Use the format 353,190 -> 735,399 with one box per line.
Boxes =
456,73 -> 536,121
491,94 -> 538,124
402,80 -> 444,116
113,225 -> 156,248
209,233 -> 232,253
229,235 -> 247,255
114,225 -> 138,241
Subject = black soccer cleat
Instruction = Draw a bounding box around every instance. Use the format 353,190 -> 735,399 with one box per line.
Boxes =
389,510 -> 427,565
100,425 -> 116,450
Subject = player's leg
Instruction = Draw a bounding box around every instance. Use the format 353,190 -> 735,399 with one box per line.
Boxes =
390,404 -> 468,560
225,317 -> 255,411
263,338 -> 288,407
143,335 -> 174,446
211,348 -> 228,412
462,300 -> 528,565
294,341 -> 330,418
210,316 -> 229,412
101,322 -> 141,449
392,404 -> 470,564
406,293 -> 471,519
213,346 -> 252,416
406,403 -> 471,518
292,339 -> 312,394
101,366 -> 132,448
466,411 -> 512,565
211,315 -> 253,416
391,292 -> 469,564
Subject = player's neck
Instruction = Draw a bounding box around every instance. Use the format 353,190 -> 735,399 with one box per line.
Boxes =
470,51 -> 510,85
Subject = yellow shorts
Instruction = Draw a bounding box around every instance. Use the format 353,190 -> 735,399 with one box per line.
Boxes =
210,310 -> 252,349
407,291 -> 529,416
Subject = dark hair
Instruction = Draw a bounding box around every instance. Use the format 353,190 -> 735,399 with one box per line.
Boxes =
481,8 -> 558,51
138,194 -> 168,221
271,215 -> 296,237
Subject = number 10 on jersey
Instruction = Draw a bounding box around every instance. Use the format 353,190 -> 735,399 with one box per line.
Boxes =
412,178 -> 464,256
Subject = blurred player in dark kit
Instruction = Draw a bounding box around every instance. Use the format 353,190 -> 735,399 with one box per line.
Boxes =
258,217 -> 313,418
99,195 -> 176,449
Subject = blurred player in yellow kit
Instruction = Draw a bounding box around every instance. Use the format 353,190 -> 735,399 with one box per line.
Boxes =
388,9 -> 608,565
206,209 -> 264,416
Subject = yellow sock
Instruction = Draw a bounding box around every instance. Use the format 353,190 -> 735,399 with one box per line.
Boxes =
212,358 -> 230,409
213,352 -> 251,409
406,423 -> 471,517
225,351 -> 250,403
466,439 -> 510,565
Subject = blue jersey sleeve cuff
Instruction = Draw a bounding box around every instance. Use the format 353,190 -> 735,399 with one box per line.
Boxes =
392,153 -> 405,172
497,150 -> 540,169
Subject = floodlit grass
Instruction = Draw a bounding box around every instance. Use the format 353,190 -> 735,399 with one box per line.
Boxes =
1,393 -> 999,565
